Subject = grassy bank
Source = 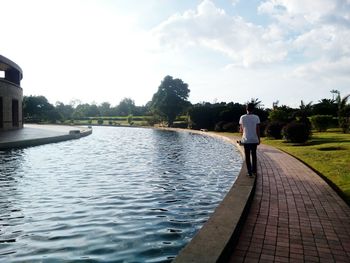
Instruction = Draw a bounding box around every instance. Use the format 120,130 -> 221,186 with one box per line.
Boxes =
261,131 -> 350,203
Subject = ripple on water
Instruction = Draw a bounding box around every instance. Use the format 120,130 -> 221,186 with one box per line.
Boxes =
0,127 -> 242,262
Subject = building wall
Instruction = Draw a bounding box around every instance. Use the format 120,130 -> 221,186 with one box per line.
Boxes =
0,79 -> 23,131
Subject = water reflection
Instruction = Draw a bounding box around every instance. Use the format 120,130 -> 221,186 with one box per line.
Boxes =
0,150 -> 26,256
0,127 -> 242,262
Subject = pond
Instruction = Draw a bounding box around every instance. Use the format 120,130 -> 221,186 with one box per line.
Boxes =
0,127 -> 242,262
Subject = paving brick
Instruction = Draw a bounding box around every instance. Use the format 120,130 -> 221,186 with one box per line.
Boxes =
260,254 -> 275,261
274,256 -> 289,262
227,141 -> 350,263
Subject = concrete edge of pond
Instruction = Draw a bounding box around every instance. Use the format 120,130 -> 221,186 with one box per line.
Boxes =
0,125 -> 92,150
161,129 -> 256,263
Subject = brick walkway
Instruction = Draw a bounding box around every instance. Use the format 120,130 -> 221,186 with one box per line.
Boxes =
229,144 -> 350,263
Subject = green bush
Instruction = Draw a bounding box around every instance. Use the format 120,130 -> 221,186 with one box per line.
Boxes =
97,118 -> 104,125
282,121 -> 311,143
222,122 -> 238,132
145,116 -> 160,126
339,115 -> 350,133
127,115 -> 133,125
265,121 -> 285,139
214,121 -> 225,132
268,109 -> 291,122
310,115 -> 333,131
259,121 -> 268,137
172,122 -> 188,128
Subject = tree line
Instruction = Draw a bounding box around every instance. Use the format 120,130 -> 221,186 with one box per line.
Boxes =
23,75 -> 350,136
23,96 -> 150,123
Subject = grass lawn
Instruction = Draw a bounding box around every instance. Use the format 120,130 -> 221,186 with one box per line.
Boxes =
261,131 -> 350,203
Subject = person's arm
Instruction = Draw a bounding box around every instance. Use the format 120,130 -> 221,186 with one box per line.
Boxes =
256,123 -> 260,144
239,116 -> 243,133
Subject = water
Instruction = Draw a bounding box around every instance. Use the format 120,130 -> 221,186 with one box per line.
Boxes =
0,127 -> 242,262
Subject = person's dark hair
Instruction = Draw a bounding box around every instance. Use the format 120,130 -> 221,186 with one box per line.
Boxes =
247,103 -> 255,112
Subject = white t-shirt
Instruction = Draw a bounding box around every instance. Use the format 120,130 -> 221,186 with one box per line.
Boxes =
239,114 -> 260,144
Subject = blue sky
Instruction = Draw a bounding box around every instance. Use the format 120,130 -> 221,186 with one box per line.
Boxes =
1,0 -> 350,108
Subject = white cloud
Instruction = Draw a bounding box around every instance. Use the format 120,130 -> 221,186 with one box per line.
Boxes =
231,0 -> 240,6
293,25 -> 350,60
292,57 -> 350,80
149,0 -> 350,105
152,0 -> 287,67
2,0 -> 349,107
257,0 -> 350,81
258,0 -> 347,29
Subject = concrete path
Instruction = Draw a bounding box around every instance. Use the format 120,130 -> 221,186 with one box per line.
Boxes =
228,143 -> 350,263
0,124 -> 92,149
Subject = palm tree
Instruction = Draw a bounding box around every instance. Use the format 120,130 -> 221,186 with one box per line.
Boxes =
331,89 -> 339,101
336,92 -> 350,133
295,100 -> 313,124
272,100 -> 279,110
248,98 -> 263,108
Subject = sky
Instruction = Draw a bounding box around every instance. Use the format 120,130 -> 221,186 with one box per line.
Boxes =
1,0 -> 350,108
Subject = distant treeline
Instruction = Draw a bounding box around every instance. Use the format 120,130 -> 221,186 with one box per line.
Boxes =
22,73 -> 349,136
23,96 -> 151,123
23,93 -> 347,131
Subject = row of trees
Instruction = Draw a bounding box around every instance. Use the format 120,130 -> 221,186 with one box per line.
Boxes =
23,75 -> 350,136
23,96 -> 151,123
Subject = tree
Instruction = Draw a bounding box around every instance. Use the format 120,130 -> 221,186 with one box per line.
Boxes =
55,102 -> 74,121
72,103 -> 100,119
150,75 -> 190,126
294,100 -> 313,126
312,99 -> 337,116
336,91 -> 350,133
248,98 -> 263,108
87,104 -> 100,117
117,98 -> 136,116
331,89 -> 339,100
99,102 -> 112,117
23,95 -> 60,123
268,105 -> 294,123
189,102 -> 229,130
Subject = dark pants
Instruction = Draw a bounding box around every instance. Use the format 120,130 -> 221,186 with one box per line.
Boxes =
244,143 -> 258,175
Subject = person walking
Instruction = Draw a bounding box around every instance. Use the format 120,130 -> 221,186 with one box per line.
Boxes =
239,103 -> 260,177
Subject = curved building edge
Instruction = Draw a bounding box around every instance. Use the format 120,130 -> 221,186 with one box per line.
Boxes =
0,54 -> 23,131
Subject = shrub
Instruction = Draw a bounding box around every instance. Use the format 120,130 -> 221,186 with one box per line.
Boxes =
282,121 -> 311,143
222,122 -> 238,132
265,121 -> 284,139
127,115 -> 133,125
97,118 -> 104,125
214,121 -> 225,132
172,122 -> 188,128
268,109 -> 291,123
310,115 -> 333,131
259,121 -> 268,137
339,117 -> 350,133
145,116 -> 160,126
